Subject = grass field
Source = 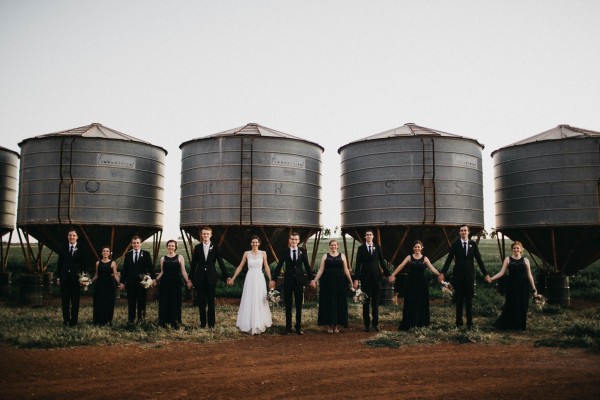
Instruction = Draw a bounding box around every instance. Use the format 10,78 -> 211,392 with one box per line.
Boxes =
1,237 -> 599,351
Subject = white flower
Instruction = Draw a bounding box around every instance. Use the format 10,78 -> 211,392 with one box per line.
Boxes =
267,288 -> 281,306
140,274 -> 153,289
533,294 -> 546,311
441,281 -> 454,299
79,272 -> 92,292
352,288 -> 369,304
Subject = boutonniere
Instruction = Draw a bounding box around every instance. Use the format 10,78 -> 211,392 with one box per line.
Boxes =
72,246 -> 78,253
298,249 -> 302,256
209,245 -> 213,251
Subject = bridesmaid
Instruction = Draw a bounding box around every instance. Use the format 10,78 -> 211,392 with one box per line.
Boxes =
155,240 -> 192,328
310,239 -> 353,334
91,246 -> 122,326
490,241 -> 538,331
389,240 -> 441,330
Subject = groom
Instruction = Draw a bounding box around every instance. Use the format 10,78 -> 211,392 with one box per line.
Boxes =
438,225 -> 491,329
270,232 -> 313,335
190,226 -> 229,328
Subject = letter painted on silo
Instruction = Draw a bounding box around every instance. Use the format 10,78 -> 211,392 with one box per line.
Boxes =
385,181 -> 395,193
274,183 -> 283,194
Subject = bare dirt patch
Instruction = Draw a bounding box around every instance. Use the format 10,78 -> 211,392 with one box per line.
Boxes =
1,324 -> 599,400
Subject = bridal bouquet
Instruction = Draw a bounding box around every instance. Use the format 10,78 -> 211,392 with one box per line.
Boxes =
79,272 -> 92,292
533,293 -> 546,311
440,281 -> 454,300
267,288 -> 281,306
352,288 -> 369,304
140,274 -> 153,289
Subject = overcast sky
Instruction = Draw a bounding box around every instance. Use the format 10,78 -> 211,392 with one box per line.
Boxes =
1,0 -> 599,241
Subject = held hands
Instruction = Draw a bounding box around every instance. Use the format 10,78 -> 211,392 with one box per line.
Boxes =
186,280 -> 193,290
226,277 -> 234,287
309,280 -> 317,289
484,275 -> 492,284
388,275 -> 396,284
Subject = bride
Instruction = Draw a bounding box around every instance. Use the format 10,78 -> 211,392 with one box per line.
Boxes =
228,235 -> 273,334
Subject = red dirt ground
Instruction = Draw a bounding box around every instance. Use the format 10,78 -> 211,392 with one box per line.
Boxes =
1,322 -> 599,400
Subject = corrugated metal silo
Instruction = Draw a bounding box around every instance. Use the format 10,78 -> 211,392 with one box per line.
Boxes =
17,123 -> 167,269
492,125 -> 600,276
180,123 -> 323,266
339,123 -> 485,265
0,146 -> 19,270
0,146 -> 19,236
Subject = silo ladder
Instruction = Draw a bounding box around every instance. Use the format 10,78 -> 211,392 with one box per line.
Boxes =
239,136 -> 253,225
421,137 -> 436,224
58,138 -> 74,224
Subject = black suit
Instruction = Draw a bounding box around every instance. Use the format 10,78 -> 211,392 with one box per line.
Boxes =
190,242 -> 229,327
354,243 -> 390,329
121,249 -> 155,323
56,243 -> 86,326
441,239 -> 488,327
272,247 -> 313,333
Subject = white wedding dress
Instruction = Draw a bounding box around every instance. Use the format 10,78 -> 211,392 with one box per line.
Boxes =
236,251 -> 272,334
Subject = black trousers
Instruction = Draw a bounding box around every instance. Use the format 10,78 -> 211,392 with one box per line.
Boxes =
361,280 -> 381,328
283,284 -> 304,331
60,276 -> 80,326
126,284 -> 148,323
453,279 -> 475,327
196,279 -> 216,327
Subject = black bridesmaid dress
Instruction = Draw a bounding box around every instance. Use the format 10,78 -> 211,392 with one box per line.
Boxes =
398,255 -> 430,330
92,261 -> 116,325
494,257 -> 530,331
158,255 -> 183,328
317,253 -> 349,327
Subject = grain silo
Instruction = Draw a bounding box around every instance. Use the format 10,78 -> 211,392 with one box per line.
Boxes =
492,125 -> 600,305
180,123 -> 323,266
0,146 -> 19,296
339,123 -> 485,266
17,123 -> 167,271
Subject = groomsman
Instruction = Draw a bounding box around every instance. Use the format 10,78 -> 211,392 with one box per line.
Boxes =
121,235 -> 155,323
271,232 -> 313,335
190,227 -> 229,328
353,229 -> 390,332
438,225 -> 491,329
56,228 -> 87,327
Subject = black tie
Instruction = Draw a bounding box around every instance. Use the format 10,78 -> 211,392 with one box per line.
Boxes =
134,251 -> 138,263
292,249 -> 297,262
368,245 -> 372,255
70,246 -> 74,256
463,242 -> 467,255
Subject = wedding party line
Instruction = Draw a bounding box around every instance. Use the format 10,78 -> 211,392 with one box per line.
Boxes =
56,224 -> 542,334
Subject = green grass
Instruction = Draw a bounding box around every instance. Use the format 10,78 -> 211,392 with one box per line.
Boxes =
1,238 -> 599,352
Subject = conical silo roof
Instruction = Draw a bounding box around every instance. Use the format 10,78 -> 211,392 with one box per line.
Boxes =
492,124 -> 600,155
181,123 -> 324,150
338,123 -> 484,153
18,122 -> 166,152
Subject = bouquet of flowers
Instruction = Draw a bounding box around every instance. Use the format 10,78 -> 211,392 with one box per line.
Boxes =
140,274 -> 153,289
267,288 -> 281,306
351,287 -> 369,304
533,293 -> 546,311
79,272 -> 92,292
440,281 -> 454,300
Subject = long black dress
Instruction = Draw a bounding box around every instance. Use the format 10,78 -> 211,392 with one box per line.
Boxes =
494,257 -> 530,331
399,255 -> 430,330
317,253 -> 349,327
92,261 -> 116,325
158,255 -> 183,328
